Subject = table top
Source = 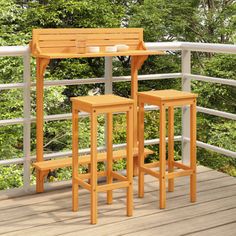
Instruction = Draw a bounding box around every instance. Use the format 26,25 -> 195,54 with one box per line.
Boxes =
38,49 -> 164,59
71,94 -> 134,108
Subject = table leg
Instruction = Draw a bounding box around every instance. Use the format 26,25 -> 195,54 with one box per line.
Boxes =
138,101 -> 145,198
131,57 -> 139,176
36,58 -> 49,193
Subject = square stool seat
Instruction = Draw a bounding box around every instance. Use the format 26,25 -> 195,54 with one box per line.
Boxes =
139,89 -> 197,101
71,94 -> 134,113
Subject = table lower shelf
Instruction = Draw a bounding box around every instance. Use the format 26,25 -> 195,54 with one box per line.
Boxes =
33,147 -> 153,172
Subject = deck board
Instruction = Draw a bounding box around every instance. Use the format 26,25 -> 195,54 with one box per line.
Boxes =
0,166 -> 235,236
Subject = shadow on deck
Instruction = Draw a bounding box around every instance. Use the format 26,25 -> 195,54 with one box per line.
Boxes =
0,165 -> 235,236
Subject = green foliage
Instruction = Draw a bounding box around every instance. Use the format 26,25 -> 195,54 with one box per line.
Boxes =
0,165 -> 23,189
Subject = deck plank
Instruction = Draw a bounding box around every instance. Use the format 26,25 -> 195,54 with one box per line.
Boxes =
125,208 -> 236,236
0,170 -> 233,222
0,166 -> 235,236
186,221 -> 236,236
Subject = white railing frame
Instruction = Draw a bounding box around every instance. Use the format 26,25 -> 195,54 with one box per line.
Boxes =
0,42 -> 236,195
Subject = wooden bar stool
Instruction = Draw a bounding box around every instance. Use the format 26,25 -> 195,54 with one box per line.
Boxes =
71,94 -> 134,224
138,89 -> 197,209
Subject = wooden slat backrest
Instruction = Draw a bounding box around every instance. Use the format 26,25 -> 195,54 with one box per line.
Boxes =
31,28 -> 144,56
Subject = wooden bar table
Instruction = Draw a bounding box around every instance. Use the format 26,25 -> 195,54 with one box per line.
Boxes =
30,28 -> 164,192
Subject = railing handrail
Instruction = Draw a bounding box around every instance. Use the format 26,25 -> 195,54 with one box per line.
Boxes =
0,46 -> 29,56
1,42 -> 236,57
145,42 -> 236,54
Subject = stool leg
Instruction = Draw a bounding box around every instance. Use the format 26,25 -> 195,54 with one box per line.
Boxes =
190,100 -> 197,202
131,58 -> 139,176
91,111 -> 98,224
72,107 -> 79,212
168,106 -> 174,192
159,104 -> 166,209
138,101 -> 145,198
107,113 -> 113,205
127,106 -> 134,216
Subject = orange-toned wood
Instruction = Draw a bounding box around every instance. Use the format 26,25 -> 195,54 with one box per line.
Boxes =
143,162 -> 160,168
31,28 -> 164,193
139,166 -> 160,178
36,57 -> 49,193
131,57 -> 138,148
168,106 -> 174,192
190,99 -> 197,203
71,95 -> 134,224
78,171 -> 107,180
111,171 -> 128,181
138,101 -> 145,198
35,170 -> 47,193
137,90 -> 198,209
126,105 -> 134,217
97,181 -> 130,192
159,103 -> 166,209
167,169 -> 194,179
107,112 -> 113,205
174,161 -> 192,170
33,147 -> 153,171
131,57 -> 139,176
71,94 -> 134,111
138,89 -> 198,101
75,177 -> 92,191
37,50 -> 163,59
31,28 -> 144,57
90,110 -> 98,224
72,105 -> 79,212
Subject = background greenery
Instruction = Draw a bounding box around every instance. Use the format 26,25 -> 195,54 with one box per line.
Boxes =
0,0 -> 235,189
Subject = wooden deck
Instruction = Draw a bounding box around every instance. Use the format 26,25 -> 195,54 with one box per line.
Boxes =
0,165 -> 235,236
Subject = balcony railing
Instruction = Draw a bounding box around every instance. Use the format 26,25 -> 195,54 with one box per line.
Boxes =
0,42 -> 235,196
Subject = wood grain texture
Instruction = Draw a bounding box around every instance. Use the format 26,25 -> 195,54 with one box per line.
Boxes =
168,106 -> 174,192
72,105 -> 79,212
33,147 -> 153,171
159,103 -> 166,209
31,28 -> 164,194
0,166 -> 235,236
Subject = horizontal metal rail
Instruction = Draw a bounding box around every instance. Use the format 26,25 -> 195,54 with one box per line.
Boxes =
197,106 -> 236,120
0,105 -> 163,126
0,73 -> 181,91
185,74 -> 236,87
0,46 -> 29,56
183,137 -> 236,159
146,42 -> 236,54
196,140 -> 236,159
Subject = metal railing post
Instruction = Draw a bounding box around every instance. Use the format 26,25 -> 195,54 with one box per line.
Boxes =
104,57 -> 113,148
23,47 -> 31,192
181,50 -> 191,164
105,57 -> 113,94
